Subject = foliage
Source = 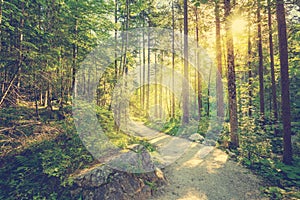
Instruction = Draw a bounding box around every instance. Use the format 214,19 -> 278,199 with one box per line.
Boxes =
96,106 -> 157,152
0,113 -> 94,199
0,0 -> 299,199
224,114 -> 300,199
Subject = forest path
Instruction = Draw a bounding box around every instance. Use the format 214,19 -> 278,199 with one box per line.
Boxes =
129,121 -> 268,200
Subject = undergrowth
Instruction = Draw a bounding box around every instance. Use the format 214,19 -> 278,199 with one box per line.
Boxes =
0,105 -> 157,199
221,115 -> 300,200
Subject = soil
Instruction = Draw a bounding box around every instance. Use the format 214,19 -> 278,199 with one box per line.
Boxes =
129,121 -> 268,200
150,143 -> 268,200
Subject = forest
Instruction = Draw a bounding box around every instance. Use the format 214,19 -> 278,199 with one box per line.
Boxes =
0,0 -> 299,199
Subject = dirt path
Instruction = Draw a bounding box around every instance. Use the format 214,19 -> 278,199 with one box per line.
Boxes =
150,143 -> 268,200
129,121 -> 268,200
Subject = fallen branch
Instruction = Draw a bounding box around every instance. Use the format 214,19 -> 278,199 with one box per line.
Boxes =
0,121 -> 42,133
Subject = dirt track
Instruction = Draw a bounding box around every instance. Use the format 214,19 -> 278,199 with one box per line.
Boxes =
129,121 -> 267,200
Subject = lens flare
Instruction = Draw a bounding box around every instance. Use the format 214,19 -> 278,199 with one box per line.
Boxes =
232,18 -> 247,34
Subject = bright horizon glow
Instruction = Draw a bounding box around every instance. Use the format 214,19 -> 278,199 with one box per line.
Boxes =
232,18 -> 248,34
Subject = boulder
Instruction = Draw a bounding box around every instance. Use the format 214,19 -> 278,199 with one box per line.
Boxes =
202,139 -> 217,146
71,163 -> 166,200
189,133 -> 205,142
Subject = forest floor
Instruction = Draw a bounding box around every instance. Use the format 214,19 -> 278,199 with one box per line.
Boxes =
129,121 -> 268,200
150,145 -> 268,200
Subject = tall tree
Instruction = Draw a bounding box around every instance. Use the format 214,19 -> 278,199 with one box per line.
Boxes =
0,0 -> 3,52
115,0 -> 119,79
267,0 -> 278,133
142,20 -> 146,110
247,11 -> 253,117
122,0 -> 129,76
215,0 -> 224,118
276,0 -> 293,164
171,0 -> 176,119
160,51 -> 164,118
194,6 -> 202,120
257,0 -> 265,117
147,10 -> 150,113
224,0 -> 239,147
71,1 -> 78,97
154,51 -> 158,117
182,0 -> 189,124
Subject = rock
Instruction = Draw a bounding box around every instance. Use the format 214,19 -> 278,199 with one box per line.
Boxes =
107,145 -> 156,172
189,133 -> 205,142
202,139 -> 216,146
71,164 -> 166,200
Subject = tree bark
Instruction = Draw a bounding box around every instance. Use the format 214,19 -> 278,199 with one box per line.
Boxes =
182,0 -> 189,124
46,83 -> 53,111
172,0 -> 175,119
121,0 -> 129,77
115,0 -> 118,80
0,0 -> 3,52
195,7 -> 202,120
257,0 -> 265,117
224,0 -> 239,148
268,0 -> 279,134
247,12 -> 253,117
276,0 -> 293,164
159,51 -> 163,119
207,63 -> 212,117
59,48 -> 64,109
147,5 -> 150,112
154,52 -> 158,118
34,73 -> 40,119
215,0 -> 224,118
72,20 -> 78,98
142,23 -> 146,110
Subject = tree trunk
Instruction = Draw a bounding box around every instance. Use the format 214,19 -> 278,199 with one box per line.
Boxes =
182,0 -> 189,124
46,83 -> 53,111
257,0 -> 265,117
247,12 -> 253,117
59,49 -> 64,109
34,73 -> 40,119
224,0 -> 239,148
276,0 -> 293,164
195,7 -> 202,120
15,2 -> 25,105
123,0 -> 130,126
207,63 -> 212,117
154,52 -> 158,118
197,70 -> 202,119
40,91 -> 43,106
122,0 -> 129,77
115,0 -> 118,80
72,20 -> 78,98
215,0 -> 224,118
142,24 -> 146,110
147,7 -> 150,113
159,52 -> 163,119
172,0 -> 175,119
139,48 -> 143,109
268,0 -> 279,134
44,89 -> 48,107
0,0 -> 3,52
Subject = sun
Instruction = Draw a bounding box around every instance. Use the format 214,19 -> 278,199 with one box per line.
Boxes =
231,18 -> 248,34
